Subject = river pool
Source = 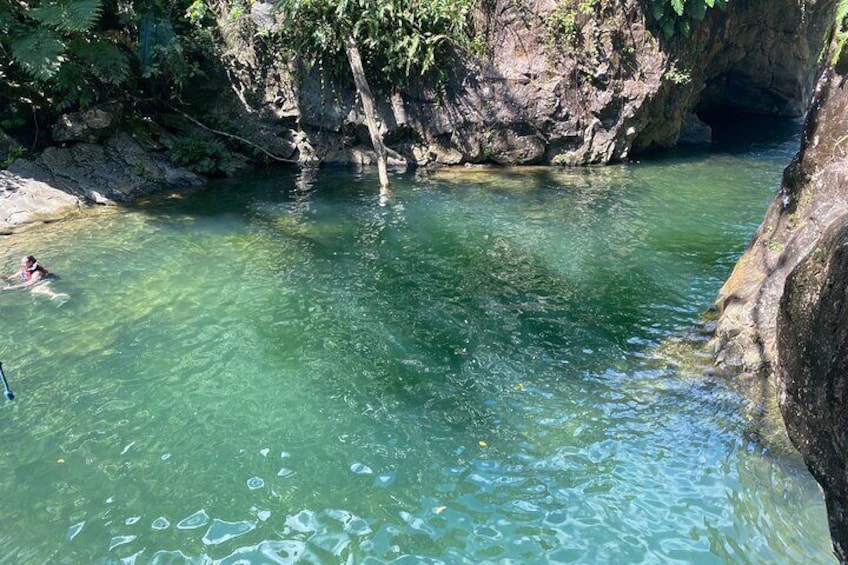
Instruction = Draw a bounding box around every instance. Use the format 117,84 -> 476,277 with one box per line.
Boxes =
0,119 -> 836,564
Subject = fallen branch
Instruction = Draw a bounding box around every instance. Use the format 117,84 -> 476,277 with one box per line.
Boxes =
167,104 -> 299,164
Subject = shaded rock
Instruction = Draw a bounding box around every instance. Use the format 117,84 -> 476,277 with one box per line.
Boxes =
777,215 -> 848,563
0,164 -> 81,234
679,112 -> 712,145
34,132 -> 204,204
52,103 -> 123,144
712,28 -> 848,560
482,129 -> 546,166
697,0 -> 831,118
0,131 -> 205,231
211,0 -> 831,166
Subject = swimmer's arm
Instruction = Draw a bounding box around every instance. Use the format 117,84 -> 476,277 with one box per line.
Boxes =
2,271 -> 41,290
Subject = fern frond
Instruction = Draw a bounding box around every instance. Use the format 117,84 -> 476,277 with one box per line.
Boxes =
30,0 -> 103,33
53,62 -> 86,109
837,0 -> 848,26
69,37 -> 129,84
0,8 -> 16,34
10,29 -> 66,80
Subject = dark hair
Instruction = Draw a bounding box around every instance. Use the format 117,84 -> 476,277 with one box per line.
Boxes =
26,255 -> 37,264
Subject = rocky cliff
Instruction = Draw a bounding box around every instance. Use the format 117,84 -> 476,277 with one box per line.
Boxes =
1,0 -> 833,232
778,215 -> 848,562
215,0 -> 832,168
712,28 -> 848,562
712,60 -> 848,374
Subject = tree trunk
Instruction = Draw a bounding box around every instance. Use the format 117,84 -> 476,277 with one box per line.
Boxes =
344,34 -> 391,195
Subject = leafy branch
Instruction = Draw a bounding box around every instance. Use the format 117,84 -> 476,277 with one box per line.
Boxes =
1,0 -> 130,112
650,0 -> 727,38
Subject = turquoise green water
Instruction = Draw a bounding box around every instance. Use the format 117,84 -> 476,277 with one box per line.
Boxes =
0,123 -> 836,564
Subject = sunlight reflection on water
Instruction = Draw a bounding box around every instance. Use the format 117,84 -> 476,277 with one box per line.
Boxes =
0,127 -> 836,563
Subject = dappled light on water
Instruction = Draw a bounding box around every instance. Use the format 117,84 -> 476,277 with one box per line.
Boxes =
0,127 -> 835,563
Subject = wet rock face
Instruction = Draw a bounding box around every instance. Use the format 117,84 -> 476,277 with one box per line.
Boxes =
777,216 -> 848,562
711,31 -> 848,556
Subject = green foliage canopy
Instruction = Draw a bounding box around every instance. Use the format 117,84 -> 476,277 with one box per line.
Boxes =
0,0 -> 223,141
0,0 -> 129,111
832,0 -> 848,71
270,0 -> 478,83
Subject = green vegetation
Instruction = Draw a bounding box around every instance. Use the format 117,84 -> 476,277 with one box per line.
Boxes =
545,4 -> 580,46
543,0 -> 600,48
0,0 -> 740,174
269,0 -> 477,84
0,0 -> 216,149
650,0 -> 727,38
578,0 -> 600,15
1,0 -> 480,181
766,239 -> 784,253
832,0 -> 848,70
0,0 -> 129,112
544,0 -> 724,46
265,0 -> 479,189
664,61 -> 692,84
167,137 -> 232,175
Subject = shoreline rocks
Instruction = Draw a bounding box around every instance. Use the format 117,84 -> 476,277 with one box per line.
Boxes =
1,131 -> 204,234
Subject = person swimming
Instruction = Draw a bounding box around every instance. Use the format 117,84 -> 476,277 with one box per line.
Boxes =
3,255 -> 50,290
2,255 -> 67,302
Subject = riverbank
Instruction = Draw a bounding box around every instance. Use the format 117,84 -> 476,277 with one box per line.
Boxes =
0,129 -> 207,235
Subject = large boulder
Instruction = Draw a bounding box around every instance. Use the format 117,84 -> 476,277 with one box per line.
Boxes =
777,215 -> 848,562
0,131 -> 205,231
712,61 -> 848,375
0,165 -> 81,234
33,132 -> 204,204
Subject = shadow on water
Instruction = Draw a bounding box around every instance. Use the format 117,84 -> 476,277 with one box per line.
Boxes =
707,114 -> 803,155
636,115 -> 802,164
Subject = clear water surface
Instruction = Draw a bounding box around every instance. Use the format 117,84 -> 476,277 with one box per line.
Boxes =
0,119 -> 836,564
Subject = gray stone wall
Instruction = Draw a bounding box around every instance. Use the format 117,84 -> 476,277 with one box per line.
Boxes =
213,0 -> 831,167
